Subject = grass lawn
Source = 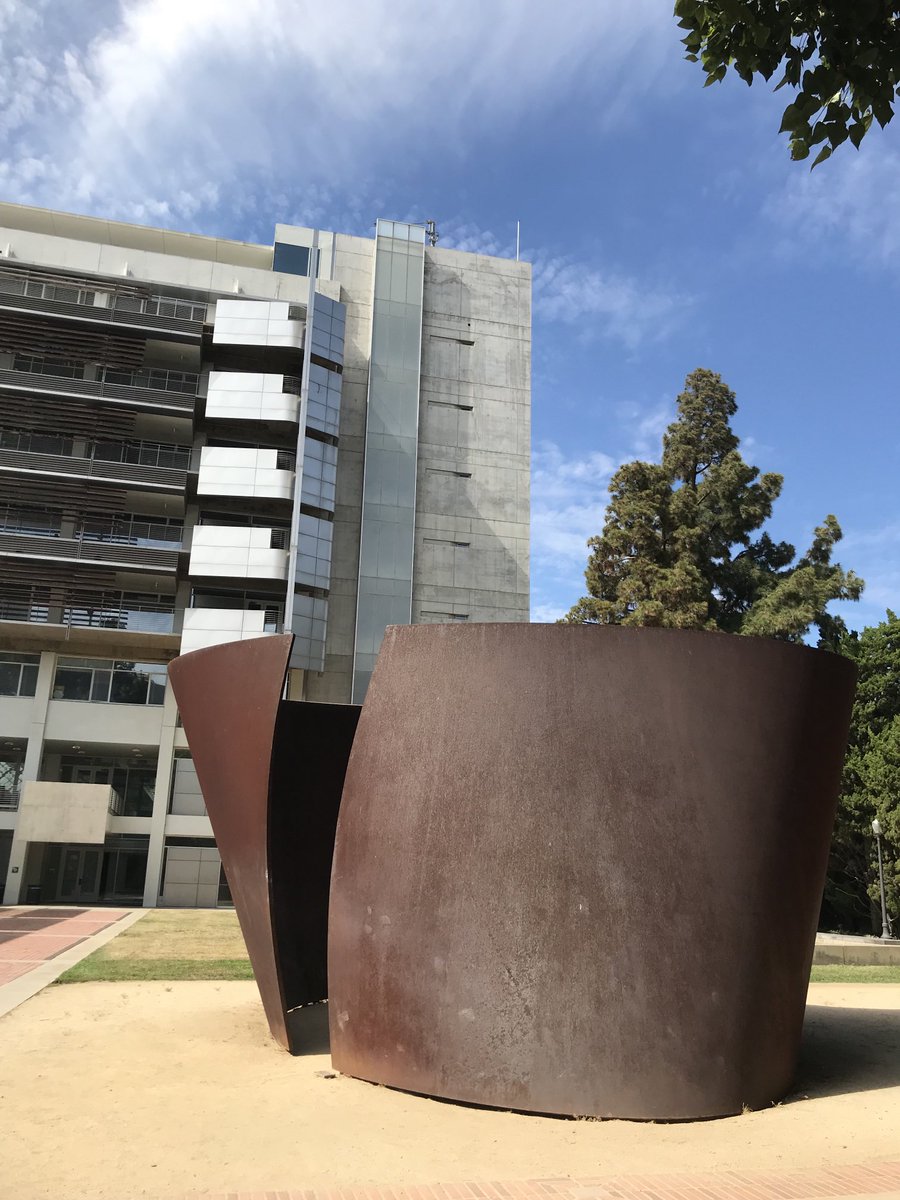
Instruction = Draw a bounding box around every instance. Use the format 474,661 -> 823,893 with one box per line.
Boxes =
56,909 -> 252,983
809,964 -> 900,983
56,910 -> 900,985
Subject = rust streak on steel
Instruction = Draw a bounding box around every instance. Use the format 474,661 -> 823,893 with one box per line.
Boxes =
168,634 -> 360,1053
328,624 -> 857,1119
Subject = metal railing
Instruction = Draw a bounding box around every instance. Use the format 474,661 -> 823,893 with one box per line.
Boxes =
0,598 -> 176,634
0,446 -> 187,490
0,268 -> 207,335
0,531 -> 179,571
0,366 -> 196,413
99,366 -> 199,395
61,604 -> 176,633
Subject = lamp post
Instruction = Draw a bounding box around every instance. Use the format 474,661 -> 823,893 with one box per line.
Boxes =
872,818 -> 892,940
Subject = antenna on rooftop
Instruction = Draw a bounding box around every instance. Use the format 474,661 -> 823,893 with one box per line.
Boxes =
516,221 -> 520,262
425,220 -> 439,247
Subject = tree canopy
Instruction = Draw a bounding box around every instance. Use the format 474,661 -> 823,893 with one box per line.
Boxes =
674,1 -> 900,165
563,367 -> 863,640
823,611 -> 900,931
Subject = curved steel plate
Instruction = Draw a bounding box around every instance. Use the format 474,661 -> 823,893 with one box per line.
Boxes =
328,624 -> 857,1119
169,635 -> 360,1052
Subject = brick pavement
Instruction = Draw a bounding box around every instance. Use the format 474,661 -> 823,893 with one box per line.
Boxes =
0,904 -> 131,985
178,1162 -> 900,1200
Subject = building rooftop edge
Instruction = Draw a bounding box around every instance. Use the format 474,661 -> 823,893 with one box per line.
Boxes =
0,199 -> 274,269
0,198 -> 530,274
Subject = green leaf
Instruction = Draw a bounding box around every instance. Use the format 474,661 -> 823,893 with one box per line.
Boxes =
779,102 -> 802,132
811,144 -> 833,168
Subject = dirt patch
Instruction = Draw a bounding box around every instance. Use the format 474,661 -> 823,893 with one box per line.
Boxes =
1,983 -> 898,1200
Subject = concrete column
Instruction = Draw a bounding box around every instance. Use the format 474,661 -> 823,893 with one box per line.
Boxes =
2,651 -> 55,904
142,681 -> 178,907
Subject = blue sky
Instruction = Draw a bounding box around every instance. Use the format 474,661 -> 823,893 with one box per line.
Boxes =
1,0 -> 898,631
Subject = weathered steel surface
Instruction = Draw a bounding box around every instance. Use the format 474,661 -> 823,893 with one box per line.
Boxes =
168,634 -> 360,1053
329,624 -> 857,1119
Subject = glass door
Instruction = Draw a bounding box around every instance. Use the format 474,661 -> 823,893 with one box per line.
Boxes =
57,846 -> 102,902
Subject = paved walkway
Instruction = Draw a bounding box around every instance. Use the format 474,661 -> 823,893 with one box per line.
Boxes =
0,904 -> 143,1014
181,1163 -> 900,1200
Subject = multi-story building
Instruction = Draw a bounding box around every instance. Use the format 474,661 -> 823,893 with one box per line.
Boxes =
0,201 -> 531,908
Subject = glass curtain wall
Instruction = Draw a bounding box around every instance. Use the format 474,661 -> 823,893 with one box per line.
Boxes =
351,220 -> 426,701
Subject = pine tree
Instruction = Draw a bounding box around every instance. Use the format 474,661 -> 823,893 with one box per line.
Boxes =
563,368 -> 863,641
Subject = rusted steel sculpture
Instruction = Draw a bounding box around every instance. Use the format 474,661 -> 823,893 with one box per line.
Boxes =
170,624 -> 856,1119
168,634 -> 360,1053
328,624 -> 856,1119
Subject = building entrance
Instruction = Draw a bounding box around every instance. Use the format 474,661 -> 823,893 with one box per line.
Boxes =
57,846 -> 102,902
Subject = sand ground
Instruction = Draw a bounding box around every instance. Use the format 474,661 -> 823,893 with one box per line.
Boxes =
1,982 -> 898,1200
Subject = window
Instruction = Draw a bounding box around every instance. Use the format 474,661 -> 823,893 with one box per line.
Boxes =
52,658 -> 167,706
273,242 -> 315,277
58,759 -> 156,819
0,505 -> 62,536
0,428 -> 74,456
12,354 -> 85,379
0,652 -> 39,697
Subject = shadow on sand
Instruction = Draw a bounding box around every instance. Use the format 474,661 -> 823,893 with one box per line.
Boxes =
288,998 -> 900,1106
791,1000 -> 900,1100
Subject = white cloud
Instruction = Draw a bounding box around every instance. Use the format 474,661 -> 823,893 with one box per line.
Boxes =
766,140 -> 900,266
614,399 -> 671,456
532,438 -> 617,572
530,601 -> 567,624
438,221 -> 691,350
529,393 -> 681,618
530,438 -> 617,621
440,221 -> 517,259
533,254 -> 693,350
0,0 -> 677,229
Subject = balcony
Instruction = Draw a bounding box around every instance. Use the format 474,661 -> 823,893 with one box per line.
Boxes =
0,268 -> 206,340
181,600 -> 283,653
15,780 -> 114,843
205,371 -> 300,424
0,446 -> 187,492
0,530 -> 179,573
212,300 -> 304,349
0,363 -> 197,415
197,446 -> 294,500
0,594 -> 176,634
188,525 -> 288,581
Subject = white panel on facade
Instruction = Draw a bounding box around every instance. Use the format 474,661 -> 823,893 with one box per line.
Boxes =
205,371 -> 299,424
160,844 -> 222,908
0,696 -> 33,739
16,782 -> 111,844
44,701 -> 164,746
188,526 -> 288,580
179,608 -> 274,653
212,299 -> 303,349
170,759 -> 206,817
197,447 -> 294,501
